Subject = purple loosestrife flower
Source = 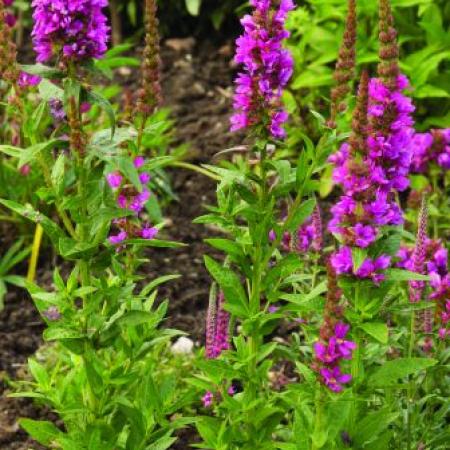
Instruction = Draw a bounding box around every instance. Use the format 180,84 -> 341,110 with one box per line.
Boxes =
205,291 -> 230,359
31,0 -> 109,63
320,366 -> 352,393
202,391 -> 213,408
397,238 -> 450,340
106,171 -> 123,189
48,99 -> 66,122
215,292 -> 231,354
411,129 -> 450,173
18,72 -> 41,88
230,0 -> 295,139
313,262 -> 354,393
329,2 -> 415,282
409,198 -> 428,303
278,210 -> 323,255
106,155 -> 158,249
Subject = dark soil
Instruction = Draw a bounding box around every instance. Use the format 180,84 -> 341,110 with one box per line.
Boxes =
0,39 -> 241,449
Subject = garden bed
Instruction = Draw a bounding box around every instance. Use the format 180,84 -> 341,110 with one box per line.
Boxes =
0,38 -> 238,450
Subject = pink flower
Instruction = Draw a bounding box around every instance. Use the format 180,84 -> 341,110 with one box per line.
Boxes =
202,391 -> 214,408
320,366 -> 352,393
106,171 -> 123,189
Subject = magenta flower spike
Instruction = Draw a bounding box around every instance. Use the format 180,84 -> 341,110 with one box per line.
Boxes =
230,0 -> 295,139
31,0 -> 109,63
313,261 -> 355,393
411,129 -> 450,173
205,290 -> 230,359
328,1 -> 416,283
409,198 -> 428,303
106,155 -> 158,249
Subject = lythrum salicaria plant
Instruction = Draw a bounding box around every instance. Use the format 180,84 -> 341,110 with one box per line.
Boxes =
194,0 -> 448,448
1,1 -> 192,448
192,0 -> 334,447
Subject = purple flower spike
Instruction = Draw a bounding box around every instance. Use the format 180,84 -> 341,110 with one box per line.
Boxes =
411,129 -> 450,173
31,0 -> 109,63
231,0 -> 294,139
106,155 -> 159,250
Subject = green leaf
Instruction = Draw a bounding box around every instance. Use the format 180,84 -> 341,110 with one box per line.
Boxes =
352,247 -> 368,272
0,200 -> 66,247
116,310 -> 158,328
51,153 -> 66,197
205,238 -> 245,261
140,274 -> 181,296
285,198 -> 316,232
204,256 -> 249,317
185,0 -> 201,16
359,322 -> 389,344
86,90 -> 116,138
28,358 -> 49,388
385,269 -> 430,281
19,139 -> 62,167
124,239 -> 186,248
0,145 -> 21,157
146,433 -> 177,450
19,419 -> 62,446
369,357 -> 438,387
43,327 -> 85,341
352,409 -> 399,447
39,79 -> 64,101
20,64 -> 63,79
281,280 -> 327,305
59,238 -> 98,260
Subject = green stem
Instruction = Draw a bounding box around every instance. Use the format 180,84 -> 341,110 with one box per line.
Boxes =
350,284 -> 362,432
246,144 -> 269,434
172,161 -> 221,181
137,114 -> 147,152
406,306 -> 416,450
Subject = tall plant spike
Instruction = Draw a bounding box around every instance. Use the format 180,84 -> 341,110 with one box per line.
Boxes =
328,0 -> 357,129
409,196 -> 428,303
378,0 -> 399,91
136,0 -> 162,118
349,69 -> 369,154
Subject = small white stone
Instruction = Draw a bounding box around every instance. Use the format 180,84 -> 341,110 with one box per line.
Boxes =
171,337 -> 194,355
